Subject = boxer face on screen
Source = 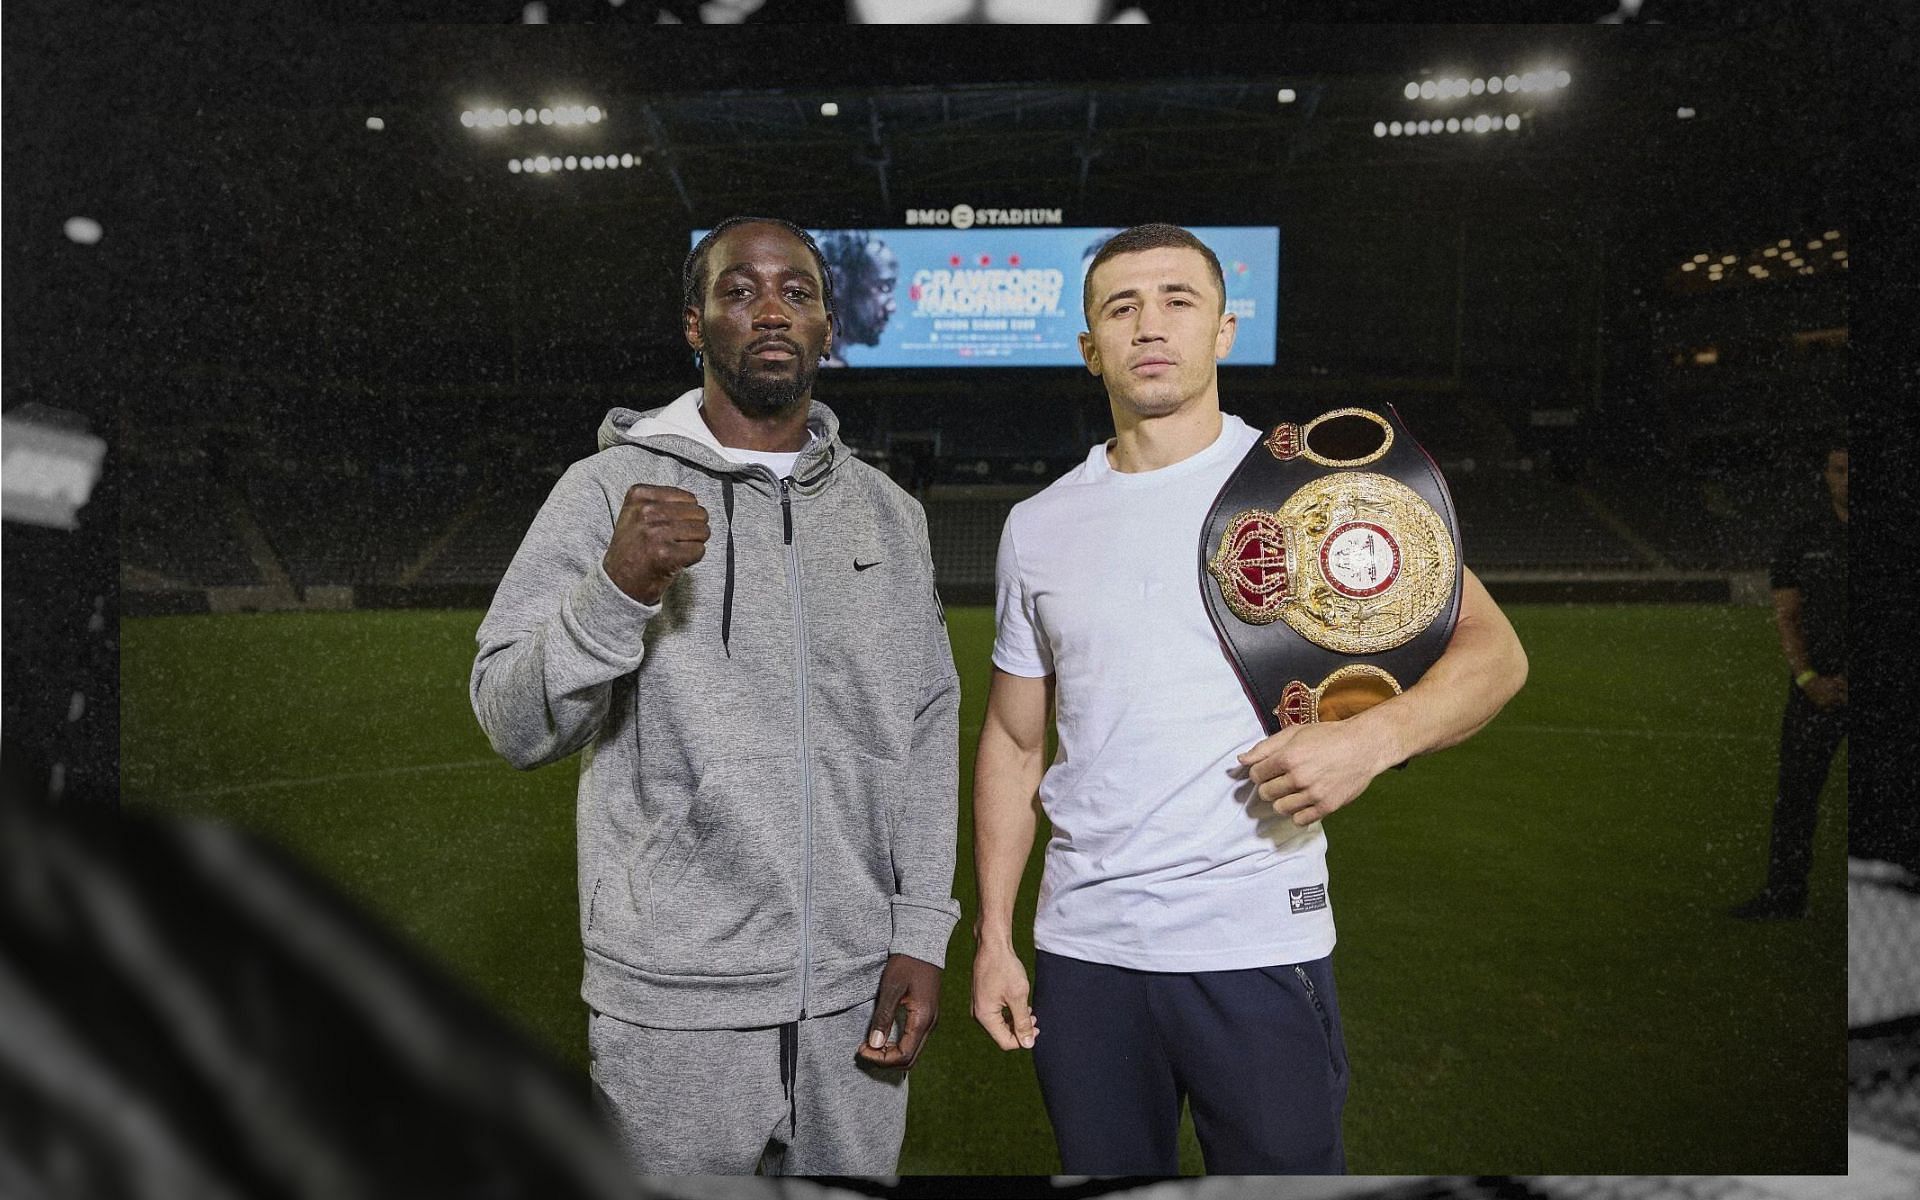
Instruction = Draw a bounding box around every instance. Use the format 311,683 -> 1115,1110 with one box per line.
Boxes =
686,221 -> 833,417
1078,245 -> 1237,420
841,239 -> 899,346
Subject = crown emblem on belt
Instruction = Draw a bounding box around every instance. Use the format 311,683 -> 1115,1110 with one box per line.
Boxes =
1206,472 -> 1454,656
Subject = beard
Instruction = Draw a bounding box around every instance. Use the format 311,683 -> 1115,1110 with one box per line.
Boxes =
710,347 -> 820,417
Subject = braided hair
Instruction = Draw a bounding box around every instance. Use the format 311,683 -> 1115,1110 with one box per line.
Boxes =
683,215 -> 833,372
682,217 -> 836,371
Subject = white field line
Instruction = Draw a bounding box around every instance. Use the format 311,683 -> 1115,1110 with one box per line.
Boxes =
151,721 -> 1770,803
155,758 -> 506,801
1500,722 -> 1771,743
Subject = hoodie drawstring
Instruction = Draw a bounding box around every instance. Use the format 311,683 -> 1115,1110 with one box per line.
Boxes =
778,1020 -> 799,1139
720,477 -> 736,658
708,441 -> 834,659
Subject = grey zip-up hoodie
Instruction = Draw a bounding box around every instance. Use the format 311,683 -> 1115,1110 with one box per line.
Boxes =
471,388 -> 961,1031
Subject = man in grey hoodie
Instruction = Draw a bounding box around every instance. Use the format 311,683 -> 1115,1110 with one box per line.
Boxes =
471,217 -> 961,1176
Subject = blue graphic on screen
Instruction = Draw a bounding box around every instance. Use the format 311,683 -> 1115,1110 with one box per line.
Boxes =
689,226 -> 1280,368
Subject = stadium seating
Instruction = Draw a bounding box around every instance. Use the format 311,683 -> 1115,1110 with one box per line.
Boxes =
244,469 -> 480,589
120,461 -> 262,588
121,417 -> 1800,600
1444,466 -> 1648,570
405,471 -> 556,588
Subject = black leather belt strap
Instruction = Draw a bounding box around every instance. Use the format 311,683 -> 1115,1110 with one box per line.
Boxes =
1198,404 -> 1464,736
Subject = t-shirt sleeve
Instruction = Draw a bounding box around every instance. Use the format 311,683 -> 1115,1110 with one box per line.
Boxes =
1768,521 -> 1804,591
990,513 -> 1053,678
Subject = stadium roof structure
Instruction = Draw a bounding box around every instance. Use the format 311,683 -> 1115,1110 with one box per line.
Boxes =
4,15 -> 1851,423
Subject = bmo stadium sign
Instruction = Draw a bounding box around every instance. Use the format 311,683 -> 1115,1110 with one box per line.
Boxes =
905,205 -> 1065,229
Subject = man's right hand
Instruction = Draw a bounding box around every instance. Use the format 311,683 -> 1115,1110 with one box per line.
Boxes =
603,484 -> 709,605
1805,674 -> 1847,710
970,940 -> 1039,1051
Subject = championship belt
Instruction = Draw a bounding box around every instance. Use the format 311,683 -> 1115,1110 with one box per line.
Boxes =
1199,405 -> 1463,736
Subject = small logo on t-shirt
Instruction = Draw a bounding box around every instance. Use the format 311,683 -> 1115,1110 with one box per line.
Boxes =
854,559 -> 881,572
1289,883 -> 1328,914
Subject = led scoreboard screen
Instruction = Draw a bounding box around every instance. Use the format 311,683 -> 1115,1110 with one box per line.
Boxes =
690,225 -> 1281,368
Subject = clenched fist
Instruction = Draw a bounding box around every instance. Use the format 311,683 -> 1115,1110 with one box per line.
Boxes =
603,484 -> 709,604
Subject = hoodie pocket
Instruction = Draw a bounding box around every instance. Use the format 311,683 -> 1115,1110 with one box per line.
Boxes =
804,749 -> 904,967
633,753 -> 802,978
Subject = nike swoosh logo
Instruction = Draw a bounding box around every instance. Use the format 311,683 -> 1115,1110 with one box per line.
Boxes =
854,560 -> 881,571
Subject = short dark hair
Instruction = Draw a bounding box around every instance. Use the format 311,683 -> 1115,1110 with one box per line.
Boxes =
1081,222 -> 1226,323
682,216 -> 835,318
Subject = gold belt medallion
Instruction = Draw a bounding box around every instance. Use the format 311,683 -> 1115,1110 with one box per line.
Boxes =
1207,471 -> 1455,654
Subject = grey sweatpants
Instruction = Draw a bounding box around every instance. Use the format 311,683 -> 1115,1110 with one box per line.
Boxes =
588,1000 -> 908,1176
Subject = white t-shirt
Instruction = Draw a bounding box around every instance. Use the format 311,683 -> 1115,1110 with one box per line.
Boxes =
992,413 -> 1336,972
717,441 -> 808,478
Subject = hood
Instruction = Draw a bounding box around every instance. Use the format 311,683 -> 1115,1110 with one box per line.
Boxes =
597,388 -> 844,490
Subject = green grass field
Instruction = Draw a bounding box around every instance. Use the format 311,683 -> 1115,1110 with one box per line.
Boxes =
121,604 -> 1847,1175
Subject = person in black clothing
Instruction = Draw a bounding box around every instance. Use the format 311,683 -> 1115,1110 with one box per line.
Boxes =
1731,443 -> 1848,920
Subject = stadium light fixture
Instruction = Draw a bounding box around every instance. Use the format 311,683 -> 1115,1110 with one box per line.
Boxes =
1409,69 -> 1568,102
512,152 -> 641,174
821,101 -> 840,116
1681,262 -> 1696,272
1377,112 -> 1524,138
1676,107 -> 1696,119
467,103 -> 606,131
1277,88 -> 1297,103
366,117 -> 385,131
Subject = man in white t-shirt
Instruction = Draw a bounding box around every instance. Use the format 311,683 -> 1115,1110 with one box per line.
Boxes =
968,223 -> 1528,1174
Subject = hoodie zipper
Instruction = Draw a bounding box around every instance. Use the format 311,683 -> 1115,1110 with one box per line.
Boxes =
781,474 -> 814,1019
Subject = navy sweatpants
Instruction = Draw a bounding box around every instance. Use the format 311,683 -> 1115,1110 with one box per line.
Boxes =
1030,949 -> 1350,1175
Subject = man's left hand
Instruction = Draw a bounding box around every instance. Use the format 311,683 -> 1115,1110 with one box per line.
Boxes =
1239,718 -> 1399,827
856,954 -> 941,1070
